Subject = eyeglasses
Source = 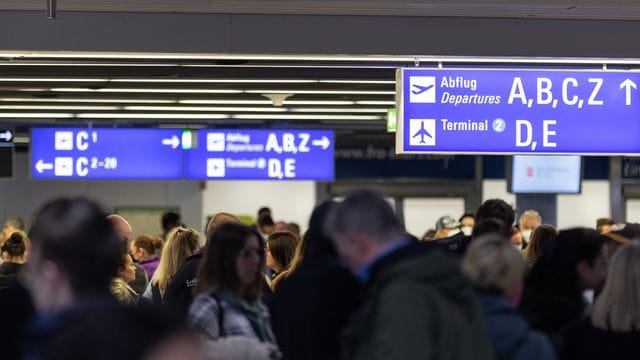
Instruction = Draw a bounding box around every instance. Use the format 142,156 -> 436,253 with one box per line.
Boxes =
238,248 -> 264,260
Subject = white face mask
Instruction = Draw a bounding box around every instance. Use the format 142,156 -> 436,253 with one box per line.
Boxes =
513,242 -> 523,251
461,226 -> 473,236
521,229 -> 533,242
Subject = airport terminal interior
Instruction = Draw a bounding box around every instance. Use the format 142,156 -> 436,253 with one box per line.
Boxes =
2,1 -> 640,360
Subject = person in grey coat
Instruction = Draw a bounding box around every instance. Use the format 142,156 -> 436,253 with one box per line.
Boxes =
463,234 -> 556,360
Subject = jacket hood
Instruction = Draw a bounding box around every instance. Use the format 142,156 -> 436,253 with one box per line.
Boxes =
374,244 -> 476,315
476,292 -> 531,357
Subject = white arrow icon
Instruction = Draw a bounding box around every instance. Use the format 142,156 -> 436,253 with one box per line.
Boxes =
620,79 -> 637,106
311,136 -> 330,150
35,159 -> 54,173
0,130 -> 12,142
161,135 -> 180,149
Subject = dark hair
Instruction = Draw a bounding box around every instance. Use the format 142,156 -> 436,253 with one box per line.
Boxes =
132,235 -> 163,256
258,215 -> 275,227
161,212 -> 181,232
286,222 -> 301,238
459,213 -> 475,223
29,198 -> 121,297
194,223 -> 265,302
267,231 -> 298,272
1,232 -> 26,258
520,228 -> 604,332
116,244 -> 130,271
476,199 -> 515,228
325,189 -> 403,243
472,218 -> 510,240
258,207 -> 271,218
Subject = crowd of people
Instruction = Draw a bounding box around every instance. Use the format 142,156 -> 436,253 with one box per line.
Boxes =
0,191 -> 639,360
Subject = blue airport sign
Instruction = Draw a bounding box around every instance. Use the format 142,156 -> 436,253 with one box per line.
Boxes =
397,68 -> 640,155
31,128 -> 184,179
185,129 -> 334,180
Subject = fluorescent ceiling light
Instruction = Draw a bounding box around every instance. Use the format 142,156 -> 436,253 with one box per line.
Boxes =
0,105 -> 119,110
0,97 -> 176,104
0,61 -> 178,67
76,113 -> 229,119
50,88 -> 243,94
0,112 -> 73,118
245,90 -> 395,95
179,99 -> 272,105
0,77 -> 108,82
124,106 -> 286,112
318,80 -> 395,84
289,108 -> 388,113
231,114 -> 382,120
111,78 -> 318,83
356,100 -> 396,105
283,100 -> 355,105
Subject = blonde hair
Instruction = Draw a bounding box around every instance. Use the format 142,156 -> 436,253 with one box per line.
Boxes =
152,227 -> 200,296
462,234 -> 527,294
591,243 -> 640,332
272,231 -> 308,289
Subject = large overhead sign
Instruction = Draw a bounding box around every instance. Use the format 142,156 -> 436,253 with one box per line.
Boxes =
396,68 -> 640,155
185,129 -> 334,180
31,128 -> 334,181
31,128 -> 184,179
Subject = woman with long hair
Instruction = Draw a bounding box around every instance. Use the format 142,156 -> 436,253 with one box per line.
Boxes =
187,222 -> 278,353
561,243 -> 640,360
145,227 -> 200,305
519,228 -> 606,338
266,231 -> 298,290
523,224 -> 558,267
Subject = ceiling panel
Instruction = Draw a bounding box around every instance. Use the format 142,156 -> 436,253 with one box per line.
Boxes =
2,0 -> 640,20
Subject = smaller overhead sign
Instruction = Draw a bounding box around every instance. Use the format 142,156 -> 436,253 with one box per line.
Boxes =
31,128 -> 184,179
0,129 -> 13,178
185,129 -> 334,181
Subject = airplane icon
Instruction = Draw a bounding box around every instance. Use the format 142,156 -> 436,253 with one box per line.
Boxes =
412,121 -> 433,144
411,84 -> 434,95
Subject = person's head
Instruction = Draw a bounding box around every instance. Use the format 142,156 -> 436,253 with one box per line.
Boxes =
195,223 -> 265,301
462,234 -> 528,306
116,247 -> 137,284
161,212 -> 182,234
511,227 -> 524,251
153,227 -> 200,295
266,231 -> 298,274
475,199 -> 516,229
3,216 -> 25,240
592,243 -> 640,332
596,217 -> 616,234
27,198 -> 121,313
532,228 -> 606,294
258,215 -> 275,236
434,215 -> 461,239
130,235 -> 163,261
107,214 -> 132,242
1,231 -> 26,263
600,223 -> 640,262
257,207 -> 271,219
286,222 -> 301,239
459,213 -> 475,236
519,210 -> 542,243
206,212 -> 242,238
523,224 -> 558,264
471,218 -> 511,240
324,189 -> 404,274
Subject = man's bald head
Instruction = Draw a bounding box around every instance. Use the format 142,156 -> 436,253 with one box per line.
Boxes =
107,214 -> 132,242
206,212 -> 241,237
